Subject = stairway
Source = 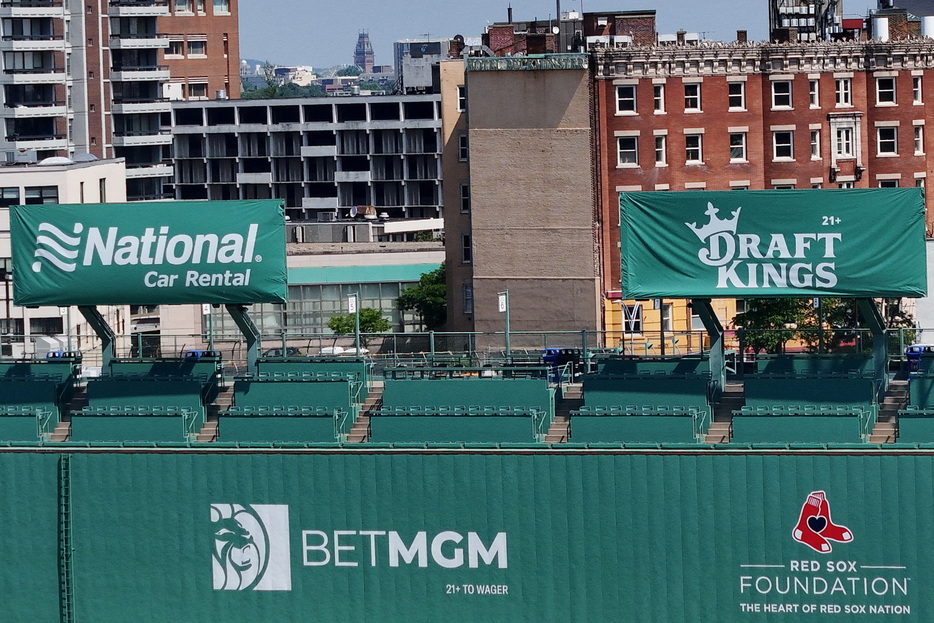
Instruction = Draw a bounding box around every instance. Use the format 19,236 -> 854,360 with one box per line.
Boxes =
197,384 -> 233,442
346,382 -> 383,443
870,376 -> 908,444
50,385 -> 88,442
544,384 -> 582,443
705,382 -> 743,444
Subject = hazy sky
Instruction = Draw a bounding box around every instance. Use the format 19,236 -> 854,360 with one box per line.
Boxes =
238,1 -> 881,69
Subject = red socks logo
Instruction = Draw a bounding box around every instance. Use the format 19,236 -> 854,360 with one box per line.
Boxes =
792,491 -> 853,553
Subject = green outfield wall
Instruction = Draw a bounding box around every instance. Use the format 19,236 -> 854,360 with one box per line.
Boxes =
3,449 -> 931,622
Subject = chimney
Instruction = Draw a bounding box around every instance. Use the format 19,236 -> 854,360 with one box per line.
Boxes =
676,29 -> 686,45
737,29 -> 747,43
508,4 -> 513,23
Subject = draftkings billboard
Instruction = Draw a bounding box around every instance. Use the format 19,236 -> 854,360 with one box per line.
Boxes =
11,200 -> 287,305
620,189 -> 927,298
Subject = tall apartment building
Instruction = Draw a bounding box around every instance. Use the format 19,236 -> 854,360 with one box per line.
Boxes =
0,0 -> 236,201
169,94 -> 443,222
768,0 -> 840,41
162,0 -> 239,101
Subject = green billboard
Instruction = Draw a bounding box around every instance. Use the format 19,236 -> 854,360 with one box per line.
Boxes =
11,200 -> 287,305
2,449 -> 933,622
620,189 -> 927,298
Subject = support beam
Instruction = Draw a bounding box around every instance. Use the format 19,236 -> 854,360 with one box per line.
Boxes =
690,299 -> 725,400
225,304 -> 261,374
78,306 -> 116,371
856,298 -> 887,399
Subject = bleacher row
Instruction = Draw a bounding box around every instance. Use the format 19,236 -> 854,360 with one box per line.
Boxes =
5,351 -> 934,445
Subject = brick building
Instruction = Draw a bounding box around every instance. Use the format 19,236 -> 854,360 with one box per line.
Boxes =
161,0 -> 240,101
593,39 -> 934,331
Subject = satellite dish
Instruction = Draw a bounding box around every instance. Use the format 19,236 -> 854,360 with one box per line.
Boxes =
349,206 -> 358,217
552,26 -> 560,34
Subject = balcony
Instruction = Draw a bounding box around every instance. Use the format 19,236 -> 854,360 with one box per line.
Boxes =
111,128 -> 172,147
107,0 -> 168,17
125,162 -> 173,178
3,99 -> 65,117
111,98 -> 171,114
0,33 -> 63,51
4,132 -> 66,149
1,66 -> 64,84
108,33 -> 169,49
110,65 -> 169,82
0,0 -> 62,17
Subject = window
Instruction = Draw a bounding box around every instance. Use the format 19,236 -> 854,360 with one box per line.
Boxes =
30,317 -> 63,335
461,234 -> 471,263
685,134 -> 702,163
771,81 -> 792,108
196,0 -> 204,11
915,125 -> 924,154
684,83 -> 701,111
773,131 -> 793,160
175,0 -> 190,11
917,178 -> 926,189
728,82 -> 745,109
877,127 -> 897,154
213,0 -> 229,13
457,134 -> 468,161
456,85 -> 466,112
459,183 -> 470,213
835,127 -> 854,158
24,186 -> 58,204
835,78 -> 851,106
463,285 -> 473,314
0,188 -> 19,207
729,132 -> 746,161
876,77 -> 896,104
838,181 -> 854,189
661,303 -> 673,332
655,135 -> 666,165
811,130 -> 820,159
188,82 -> 208,99
774,184 -> 795,190
809,80 -> 819,107
914,76 -> 923,104
167,40 -> 184,56
653,84 -> 664,112
879,180 -> 898,188
616,85 -> 636,113
623,303 -> 643,333
187,40 -> 206,56
617,136 -> 638,166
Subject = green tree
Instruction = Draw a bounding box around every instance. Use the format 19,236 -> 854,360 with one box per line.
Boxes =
336,65 -> 363,76
327,308 -> 391,346
733,298 -> 810,354
397,263 -> 447,330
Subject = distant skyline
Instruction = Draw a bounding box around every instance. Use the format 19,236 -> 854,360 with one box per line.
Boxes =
239,1 -> 880,70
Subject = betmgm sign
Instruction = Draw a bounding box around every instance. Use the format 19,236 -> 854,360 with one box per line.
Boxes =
620,189 -> 927,299
11,200 -> 287,305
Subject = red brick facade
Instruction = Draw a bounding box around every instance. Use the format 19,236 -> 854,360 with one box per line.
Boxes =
162,0 -> 240,100
594,41 -> 934,296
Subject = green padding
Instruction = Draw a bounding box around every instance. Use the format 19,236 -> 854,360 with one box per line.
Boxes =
896,412 -> 934,442
756,355 -> 873,375
368,415 -> 533,443
109,358 -> 218,379
70,415 -> 198,442
381,378 -> 552,412
570,415 -> 699,443
233,380 -> 352,414
595,356 -> 708,375
258,358 -> 367,388
744,377 -> 874,409
219,415 -> 337,442
910,376 -> 934,409
0,416 -> 41,441
731,415 -> 864,443
0,380 -> 57,407
85,379 -> 203,412
581,376 -> 709,410
0,360 -> 76,380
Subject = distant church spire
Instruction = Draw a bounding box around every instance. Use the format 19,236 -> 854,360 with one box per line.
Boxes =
355,30 -> 375,73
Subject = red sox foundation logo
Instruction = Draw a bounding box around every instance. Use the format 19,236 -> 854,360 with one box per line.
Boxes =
792,491 -> 853,554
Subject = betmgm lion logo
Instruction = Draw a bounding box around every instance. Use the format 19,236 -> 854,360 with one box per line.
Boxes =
211,503 -> 292,591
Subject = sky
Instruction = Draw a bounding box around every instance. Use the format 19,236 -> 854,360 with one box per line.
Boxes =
238,1 -> 881,70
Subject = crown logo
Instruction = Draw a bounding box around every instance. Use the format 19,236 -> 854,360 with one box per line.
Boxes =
685,202 -> 742,241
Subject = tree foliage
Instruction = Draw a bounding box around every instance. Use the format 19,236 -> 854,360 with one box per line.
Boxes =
733,298 -> 811,354
397,263 -> 447,330
327,307 -> 392,338
336,65 -> 363,76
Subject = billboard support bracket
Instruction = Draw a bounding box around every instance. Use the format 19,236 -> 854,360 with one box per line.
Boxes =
77,305 -> 115,371
225,304 -> 261,374
690,298 -> 725,399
